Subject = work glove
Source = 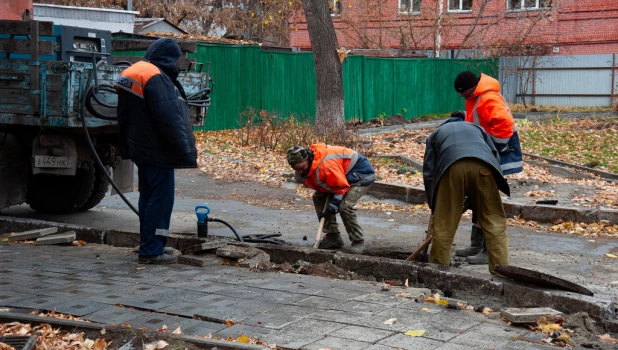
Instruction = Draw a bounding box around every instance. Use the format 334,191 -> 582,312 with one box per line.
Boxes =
317,197 -> 341,221
450,110 -> 465,120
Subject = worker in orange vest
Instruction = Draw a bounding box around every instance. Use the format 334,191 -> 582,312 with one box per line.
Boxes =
452,71 -> 522,265
287,143 -> 376,254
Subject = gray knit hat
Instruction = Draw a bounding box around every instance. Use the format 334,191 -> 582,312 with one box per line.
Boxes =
286,146 -> 308,165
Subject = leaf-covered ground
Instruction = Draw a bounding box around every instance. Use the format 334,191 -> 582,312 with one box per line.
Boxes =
195,117 -> 618,238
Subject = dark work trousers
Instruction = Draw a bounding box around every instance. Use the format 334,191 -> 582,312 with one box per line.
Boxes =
313,185 -> 370,243
137,166 -> 175,257
429,158 -> 508,274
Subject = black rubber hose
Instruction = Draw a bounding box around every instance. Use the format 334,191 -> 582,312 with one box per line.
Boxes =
79,55 -> 139,216
208,218 -> 244,242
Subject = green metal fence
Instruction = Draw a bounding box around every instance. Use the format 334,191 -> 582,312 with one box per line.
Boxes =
113,43 -> 498,131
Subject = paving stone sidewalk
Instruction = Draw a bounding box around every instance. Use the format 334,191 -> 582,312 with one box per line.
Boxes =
0,241 -> 557,350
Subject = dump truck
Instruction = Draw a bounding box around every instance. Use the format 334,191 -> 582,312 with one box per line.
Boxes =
0,19 -> 211,213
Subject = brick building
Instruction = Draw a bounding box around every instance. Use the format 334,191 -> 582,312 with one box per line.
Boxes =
289,0 -> 618,56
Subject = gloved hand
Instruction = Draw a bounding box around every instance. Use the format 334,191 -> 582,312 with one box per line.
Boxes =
450,110 -> 465,120
317,197 -> 341,221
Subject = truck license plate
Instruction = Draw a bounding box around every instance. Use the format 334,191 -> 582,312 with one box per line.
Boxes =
34,156 -> 76,168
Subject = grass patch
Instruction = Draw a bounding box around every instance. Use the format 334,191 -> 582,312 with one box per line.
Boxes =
518,117 -> 618,173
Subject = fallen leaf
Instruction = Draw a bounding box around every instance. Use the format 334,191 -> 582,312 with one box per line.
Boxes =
598,333 -> 618,344
0,308 -> 9,312
482,307 -> 493,315
405,330 -> 425,337
236,335 -> 251,343
156,340 -> 169,349
123,322 -> 132,328
136,267 -> 146,270
436,299 -> 448,305
100,329 -> 106,335
421,308 -> 429,311
158,325 -> 168,332
224,319 -> 235,327
82,339 -> 95,348
404,279 -> 409,288
172,327 -> 182,334
605,253 -> 617,258
383,318 -> 397,325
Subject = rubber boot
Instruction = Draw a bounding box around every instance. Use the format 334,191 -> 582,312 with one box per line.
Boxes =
466,235 -> 488,265
455,224 -> 483,257
318,233 -> 344,249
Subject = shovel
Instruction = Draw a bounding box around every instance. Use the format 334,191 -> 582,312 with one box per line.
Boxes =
406,198 -> 472,262
313,194 -> 332,249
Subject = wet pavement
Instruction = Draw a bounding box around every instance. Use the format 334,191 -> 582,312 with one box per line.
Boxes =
0,240 -> 559,350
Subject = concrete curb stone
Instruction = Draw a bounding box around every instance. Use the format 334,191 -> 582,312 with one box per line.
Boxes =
520,204 -> 599,224
332,252 -> 420,285
502,201 -> 522,218
418,264 -> 504,298
252,243 -> 337,264
368,181 -> 426,204
0,217 -> 104,243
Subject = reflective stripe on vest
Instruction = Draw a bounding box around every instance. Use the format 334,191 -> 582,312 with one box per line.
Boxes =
315,151 -> 358,192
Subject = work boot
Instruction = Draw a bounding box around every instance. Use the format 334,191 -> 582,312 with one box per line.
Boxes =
467,236 -> 488,265
138,253 -> 177,265
132,246 -> 174,254
318,233 -> 344,249
348,240 -> 365,254
455,224 -> 483,257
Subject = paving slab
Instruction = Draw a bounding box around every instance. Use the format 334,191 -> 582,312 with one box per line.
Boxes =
50,299 -> 109,317
303,335 -> 373,350
240,305 -> 315,330
36,231 -> 76,245
5,295 -> 69,310
213,324 -> 274,339
377,333 -> 445,349
7,227 -> 58,241
501,307 -> 563,324
83,305 -> 148,324
329,325 -> 396,343
128,312 -> 225,335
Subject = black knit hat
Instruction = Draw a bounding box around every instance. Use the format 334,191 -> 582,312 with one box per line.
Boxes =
454,71 -> 479,92
286,146 -> 309,165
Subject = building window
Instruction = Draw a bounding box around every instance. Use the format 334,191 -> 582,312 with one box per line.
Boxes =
448,0 -> 472,12
400,0 -> 422,13
331,0 -> 342,16
508,0 -> 551,10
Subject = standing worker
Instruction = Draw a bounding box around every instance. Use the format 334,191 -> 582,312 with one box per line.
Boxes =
115,38 -> 198,264
452,71 -> 523,264
422,116 -> 510,275
286,143 -> 376,254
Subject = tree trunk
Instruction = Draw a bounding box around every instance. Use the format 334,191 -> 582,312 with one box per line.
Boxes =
302,0 -> 345,134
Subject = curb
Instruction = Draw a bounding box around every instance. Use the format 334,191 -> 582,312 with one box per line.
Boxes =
523,152 -> 618,182
368,181 -> 618,225
1,217 -> 616,330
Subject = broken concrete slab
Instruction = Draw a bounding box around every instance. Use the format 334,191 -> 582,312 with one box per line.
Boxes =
550,291 -> 616,322
495,265 -> 594,296
36,231 -> 76,245
599,209 -> 618,225
182,239 -> 232,254
178,254 -> 213,267
502,282 -> 553,309
238,252 -> 271,269
216,245 -> 265,259
501,307 -> 564,324
502,201 -> 522,219
7,227 -> 58,241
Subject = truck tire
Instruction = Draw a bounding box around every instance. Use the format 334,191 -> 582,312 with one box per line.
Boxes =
26,162 -> 95,214
79,164 -> 111,211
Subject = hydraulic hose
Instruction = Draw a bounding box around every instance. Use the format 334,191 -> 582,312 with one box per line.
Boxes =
207,218 -> 285,245
79,54 -> 139,216
208,218 -> 243,242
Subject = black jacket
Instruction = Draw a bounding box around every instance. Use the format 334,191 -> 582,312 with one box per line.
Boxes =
115,38 -> 197,169
422,117 -> 510,210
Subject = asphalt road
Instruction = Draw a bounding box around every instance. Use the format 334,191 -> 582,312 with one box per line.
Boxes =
2,168 -> 617,303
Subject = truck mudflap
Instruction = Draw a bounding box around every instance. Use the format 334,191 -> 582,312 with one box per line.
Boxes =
0,132 -> 29,209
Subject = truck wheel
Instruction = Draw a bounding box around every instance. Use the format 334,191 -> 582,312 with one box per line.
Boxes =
26,162 -> 95,213
79,164 -> 111,211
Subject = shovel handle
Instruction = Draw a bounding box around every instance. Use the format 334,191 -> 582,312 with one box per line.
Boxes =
313,194 -> 332,249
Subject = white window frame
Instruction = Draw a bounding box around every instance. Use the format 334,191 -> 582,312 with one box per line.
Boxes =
399,0 -> 422,14
448,0 -> 472,13
330,0 -> 342,16
508,0 -> 551,10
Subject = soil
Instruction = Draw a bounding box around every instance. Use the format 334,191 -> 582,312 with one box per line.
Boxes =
563,312 -> 615,349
